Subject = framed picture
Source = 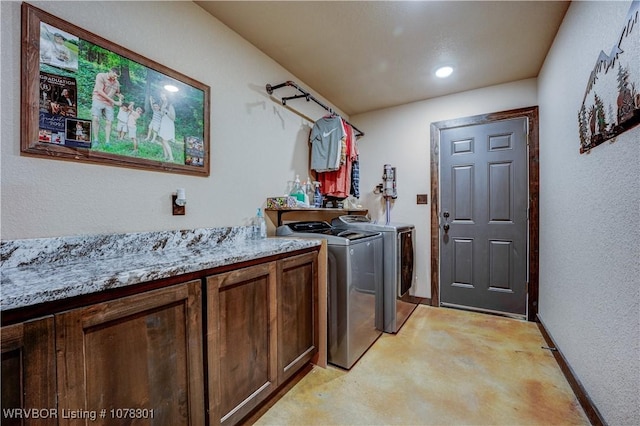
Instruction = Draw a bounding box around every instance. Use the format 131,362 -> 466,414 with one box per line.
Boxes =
21,3 -> 211,176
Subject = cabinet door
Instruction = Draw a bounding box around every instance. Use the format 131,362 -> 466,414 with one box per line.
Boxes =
277,252 -> 318,384
1,317 -> 56,426
207,262 -> 277,426
55,281 -> 204,426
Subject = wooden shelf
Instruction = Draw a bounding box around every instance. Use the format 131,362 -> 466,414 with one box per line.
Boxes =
265,208 -> 368,227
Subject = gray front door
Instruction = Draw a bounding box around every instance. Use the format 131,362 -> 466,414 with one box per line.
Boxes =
439,118 -> 528,317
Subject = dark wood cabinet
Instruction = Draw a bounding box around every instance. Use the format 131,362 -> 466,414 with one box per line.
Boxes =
277,252 -> 318,384
207,253 -> 319,425
1,247 -> 322,426
54,280 -> 205,426
207,262 -> 278,426
1,317 -> 57,426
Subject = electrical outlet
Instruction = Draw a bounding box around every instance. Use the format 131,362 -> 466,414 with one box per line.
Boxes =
416,194 -> 428,204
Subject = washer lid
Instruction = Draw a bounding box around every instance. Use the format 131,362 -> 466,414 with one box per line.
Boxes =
332,215 -> 414,232
284,221 -> 332,233
335,230 -> 380,241
333,215 -> 372,225
280,221 -> 379,240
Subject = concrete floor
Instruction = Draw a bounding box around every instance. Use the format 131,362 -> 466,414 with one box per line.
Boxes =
254,305 -> 589,425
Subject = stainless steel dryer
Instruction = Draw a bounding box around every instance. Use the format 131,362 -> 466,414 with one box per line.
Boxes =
276,221 -> 383,369
332,215 -> 417,333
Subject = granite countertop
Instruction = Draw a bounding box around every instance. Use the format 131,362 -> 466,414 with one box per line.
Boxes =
0,227 -> 321,311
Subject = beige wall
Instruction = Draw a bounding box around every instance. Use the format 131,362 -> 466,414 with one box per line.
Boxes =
352,79 -> 538,299
2,2 -> 637,423
537,1 -> 639,424
0,1 -> 339,240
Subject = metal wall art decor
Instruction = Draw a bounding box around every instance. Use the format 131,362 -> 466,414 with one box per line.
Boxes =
21,3 -> 211,176
578,0 -> 639,154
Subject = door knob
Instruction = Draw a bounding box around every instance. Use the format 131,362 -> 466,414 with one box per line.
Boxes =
442,211 -> 450,233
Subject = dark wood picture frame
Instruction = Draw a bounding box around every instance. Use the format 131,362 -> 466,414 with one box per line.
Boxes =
21,3 -> 211,177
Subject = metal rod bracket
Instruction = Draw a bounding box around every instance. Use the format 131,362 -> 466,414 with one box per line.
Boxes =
265,80 -> 364,137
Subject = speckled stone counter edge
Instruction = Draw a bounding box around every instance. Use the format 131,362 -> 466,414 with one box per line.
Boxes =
0,227 -> 321,311
1,226 -> 254,269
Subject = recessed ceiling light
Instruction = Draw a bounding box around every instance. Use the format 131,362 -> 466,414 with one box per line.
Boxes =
435,66 -> 454,78
164,84 -> 179,92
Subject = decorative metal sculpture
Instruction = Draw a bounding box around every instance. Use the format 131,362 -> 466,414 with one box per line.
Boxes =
578,1 -> 639,153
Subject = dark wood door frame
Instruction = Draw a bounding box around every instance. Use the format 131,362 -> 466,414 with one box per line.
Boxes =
430,106 -> 540,321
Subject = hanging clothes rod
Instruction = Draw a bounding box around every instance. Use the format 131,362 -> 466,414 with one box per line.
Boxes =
266,80 -> 365,137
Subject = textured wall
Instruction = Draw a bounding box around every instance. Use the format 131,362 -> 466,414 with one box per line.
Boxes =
0,1 -> 336,239
537,1 -> 640,424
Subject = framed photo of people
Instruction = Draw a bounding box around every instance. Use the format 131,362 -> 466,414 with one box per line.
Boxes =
21,3 -> 211,177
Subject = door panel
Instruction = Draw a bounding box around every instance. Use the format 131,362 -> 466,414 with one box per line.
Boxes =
453,238 -> 473,287
453,165 -> 474,221
440,118 -> 528,316
489,162 -> 512,221
489,240 -> 512,290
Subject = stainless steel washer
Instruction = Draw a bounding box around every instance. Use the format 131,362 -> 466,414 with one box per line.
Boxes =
332,215 -> 418,333
276,221 -> 383,369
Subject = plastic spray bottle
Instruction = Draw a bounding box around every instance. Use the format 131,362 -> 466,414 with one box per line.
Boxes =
313,181 -> 323,208
253,208 -> 266,239
290,175 -> 305,202
302,178 -> 310,205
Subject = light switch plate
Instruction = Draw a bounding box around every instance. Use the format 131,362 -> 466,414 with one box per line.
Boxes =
416,194 -> 428,204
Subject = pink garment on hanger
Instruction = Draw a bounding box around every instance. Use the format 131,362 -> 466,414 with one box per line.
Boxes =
318,120 -> 357,198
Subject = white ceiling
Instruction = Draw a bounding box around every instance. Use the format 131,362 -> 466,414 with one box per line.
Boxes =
196,1 -> 570,115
